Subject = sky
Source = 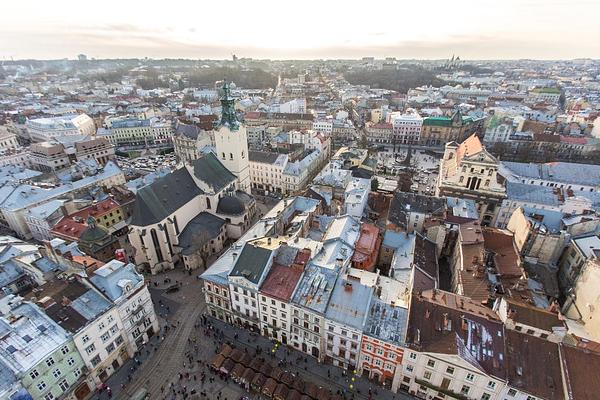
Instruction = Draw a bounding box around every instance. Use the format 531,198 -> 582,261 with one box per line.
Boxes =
1,0 -> 599,60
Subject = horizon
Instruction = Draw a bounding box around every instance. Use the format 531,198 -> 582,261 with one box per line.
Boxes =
2,0 -> 599,60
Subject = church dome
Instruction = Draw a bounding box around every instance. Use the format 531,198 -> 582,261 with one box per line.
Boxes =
80,217 -> 110,243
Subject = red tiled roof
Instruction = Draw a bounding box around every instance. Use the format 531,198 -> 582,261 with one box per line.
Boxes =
352,223 -> 380,267
456,134 -> 483,164
260,263 -> 303,302
50,198 -> 120,240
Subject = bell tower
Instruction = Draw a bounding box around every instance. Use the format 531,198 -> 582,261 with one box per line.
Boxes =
214,81 -> 250,192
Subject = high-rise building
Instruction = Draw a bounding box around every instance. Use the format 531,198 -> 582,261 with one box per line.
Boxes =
214,82 -> 250,192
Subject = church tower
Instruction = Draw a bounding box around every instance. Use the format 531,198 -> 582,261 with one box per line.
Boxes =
214,81 -> 250,192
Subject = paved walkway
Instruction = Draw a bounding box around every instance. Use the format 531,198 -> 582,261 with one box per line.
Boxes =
208,317 -> 413,400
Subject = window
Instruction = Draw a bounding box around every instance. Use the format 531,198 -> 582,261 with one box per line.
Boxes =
481,394 -> 491,400
446,366 -> 455,375
106,343 -> 116,353
405,364 -> 414,373
107,315 -> 114,324
409,352 -> 417,360
52,368 -> 62,378
110,324 -> 119,335
487,381 -> 497,390
460,385 -> 470,395
30,369 -> 40,379
115,335 -> 124,346
46,357 -> 55,367
423,371 -> 432,380
85,344 -> 96,355
465,373 -> 475,382
58,379 -> 69,391
60,345 -> 69,355
90,355 -> 101,367
67,357 -> 75,366
73,368 -> 82,378
427,359 -> 435,368
98,321 -> 106,330
507,389 -> 517,396
37,381 -> 47,391
526,397 -> 536,400
101,332 -> 111,342
44,393 -> 55,400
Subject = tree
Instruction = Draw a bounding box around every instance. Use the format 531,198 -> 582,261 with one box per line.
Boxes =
371,177 -> 380,191
359,134 -> 368,149
190,230 -> 213,270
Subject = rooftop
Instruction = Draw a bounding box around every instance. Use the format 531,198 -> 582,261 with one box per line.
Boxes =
176,212 -> 226,256
291,264 -> 338,315
406,290 -> 506,380
259,263 -> 303,302
325,277 -> 373,330
501,161 -> 600,187
0,299 -> 70,373
89,260 -> 143,302
364,299 -> 407,346
229,242 -> 273,285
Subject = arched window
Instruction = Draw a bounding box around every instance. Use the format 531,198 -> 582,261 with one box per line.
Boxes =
222,152 -> 226,160
150,228 -> 164,263
173,216 -> 180,235
230,153 -> 234,160
206,197 -> 211,209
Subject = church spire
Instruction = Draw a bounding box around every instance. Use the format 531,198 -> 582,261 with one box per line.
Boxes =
219,80 -> 239,131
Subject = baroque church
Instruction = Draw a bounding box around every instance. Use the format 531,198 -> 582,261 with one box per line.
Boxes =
128,82 -> 255,274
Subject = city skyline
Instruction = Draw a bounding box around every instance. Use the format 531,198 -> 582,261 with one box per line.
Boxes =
1,0 -> 599,60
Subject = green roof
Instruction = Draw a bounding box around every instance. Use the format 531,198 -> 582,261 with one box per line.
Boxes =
423,116 -> 474,127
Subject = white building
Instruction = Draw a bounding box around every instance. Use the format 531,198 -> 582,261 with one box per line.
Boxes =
344,178 -> 371,218
248,151 -> 288,195
313,119 -> 334,135
128,153 -> 254,274
280,98 -> 306,114
26,114 -> 95,142
388,110 -> 423,145
33,277 -> 133,386
0,161 -> 126,239
89,260 -> 159,353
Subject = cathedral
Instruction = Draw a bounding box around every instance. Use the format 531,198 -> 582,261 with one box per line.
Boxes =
127,83 -> 255,274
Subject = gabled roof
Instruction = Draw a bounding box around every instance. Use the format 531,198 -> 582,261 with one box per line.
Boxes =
388,192 -> 446,228
229,242 -> 273,285
406,290 -> 506,379
191,152 -> 236,192
177,212 -> 226,256
130,167 -> 202,226
456,134 -> 485,164
505,329 -> 563,400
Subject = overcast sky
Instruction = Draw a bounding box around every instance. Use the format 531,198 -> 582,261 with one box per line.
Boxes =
1,0 -> 598,60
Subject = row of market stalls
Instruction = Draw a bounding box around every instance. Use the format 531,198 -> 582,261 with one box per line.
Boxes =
211,344 -> 343,400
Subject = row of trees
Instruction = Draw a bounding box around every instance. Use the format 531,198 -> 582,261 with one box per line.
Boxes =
344,65 -> 445,93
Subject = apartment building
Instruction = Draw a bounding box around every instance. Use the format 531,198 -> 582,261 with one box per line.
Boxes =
89,260 -> 159,353
0,296 -> 92,400
26,114 -> 95,142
